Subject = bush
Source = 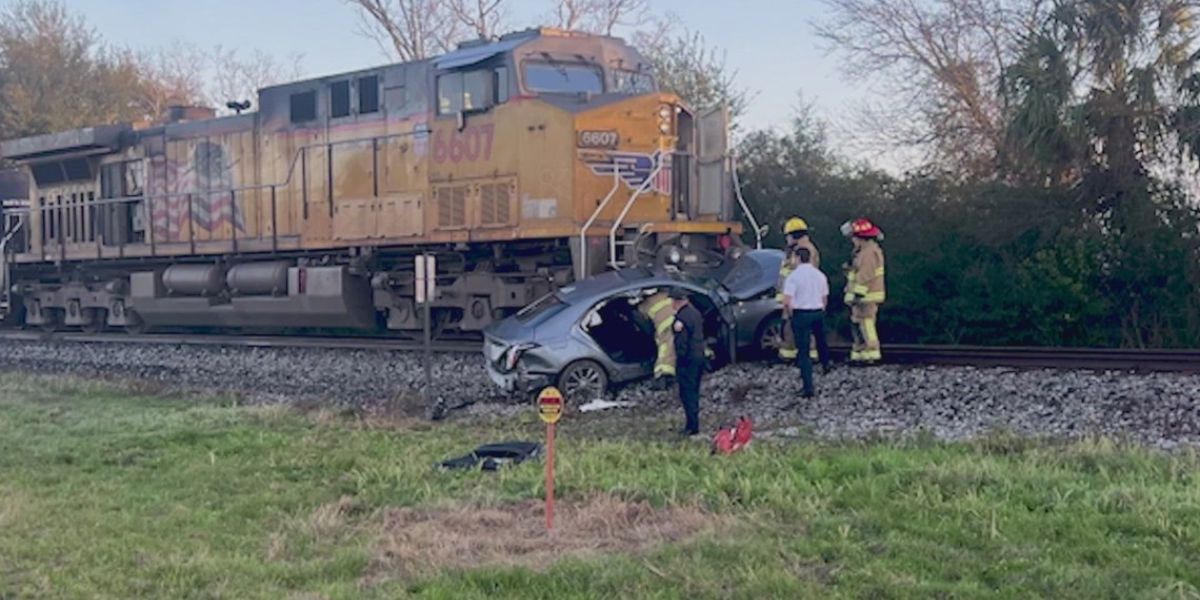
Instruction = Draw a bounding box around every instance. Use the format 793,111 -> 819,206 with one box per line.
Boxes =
737,121 -> 1200,348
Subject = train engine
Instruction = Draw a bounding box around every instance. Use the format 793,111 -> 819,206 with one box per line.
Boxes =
0,28 -> 757,335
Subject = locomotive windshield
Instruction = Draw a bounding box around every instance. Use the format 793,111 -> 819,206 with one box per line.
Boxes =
523,62 -> 604,94
611,70 -> 655,95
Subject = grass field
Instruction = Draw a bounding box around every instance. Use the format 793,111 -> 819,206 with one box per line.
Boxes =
1,373 -> 1199,599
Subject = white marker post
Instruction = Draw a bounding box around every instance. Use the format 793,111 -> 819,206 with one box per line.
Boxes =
416,254 -> 437,413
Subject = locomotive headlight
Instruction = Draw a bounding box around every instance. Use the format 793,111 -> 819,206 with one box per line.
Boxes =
657,104 -> 674,135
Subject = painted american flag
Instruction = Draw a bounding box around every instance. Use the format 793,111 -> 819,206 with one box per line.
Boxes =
148,141 -> 244,242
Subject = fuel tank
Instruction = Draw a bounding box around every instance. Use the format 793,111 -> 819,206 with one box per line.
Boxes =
226,261 -> 291,296
163,265 -> 226,297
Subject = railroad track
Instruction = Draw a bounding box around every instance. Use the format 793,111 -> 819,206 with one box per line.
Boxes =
2,331 -> 1199,372
850,344 -> 1200,373
0,330 -> 481,354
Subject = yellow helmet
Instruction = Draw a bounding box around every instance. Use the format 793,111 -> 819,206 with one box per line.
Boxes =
784,217 -> 809,235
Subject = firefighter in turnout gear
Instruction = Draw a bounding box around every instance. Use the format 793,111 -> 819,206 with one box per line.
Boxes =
777,217 -> 821,362
840,218 -> 886,364
637,289 -> 677,389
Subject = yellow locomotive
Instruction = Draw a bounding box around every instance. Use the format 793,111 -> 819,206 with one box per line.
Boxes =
0,28 -> 756,334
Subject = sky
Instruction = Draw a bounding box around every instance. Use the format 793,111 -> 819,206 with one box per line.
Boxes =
65,0 -> 862,142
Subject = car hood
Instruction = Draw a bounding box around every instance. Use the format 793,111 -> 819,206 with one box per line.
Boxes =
720,249 -> 784,300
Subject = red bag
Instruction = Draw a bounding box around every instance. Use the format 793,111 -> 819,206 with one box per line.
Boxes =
711,416 -> 753,455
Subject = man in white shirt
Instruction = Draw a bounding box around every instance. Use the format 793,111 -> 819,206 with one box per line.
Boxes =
781,247 -> 831,398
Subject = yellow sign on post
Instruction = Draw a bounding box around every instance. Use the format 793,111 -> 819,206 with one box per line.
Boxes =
537,386 -> 563,530
538,387 -> 563,424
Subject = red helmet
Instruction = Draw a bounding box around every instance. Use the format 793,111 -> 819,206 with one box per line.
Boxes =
841,218 -> 881,239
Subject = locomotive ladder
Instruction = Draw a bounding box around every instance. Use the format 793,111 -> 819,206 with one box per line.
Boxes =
608,161 -> 665,270
0,214 -> 23,317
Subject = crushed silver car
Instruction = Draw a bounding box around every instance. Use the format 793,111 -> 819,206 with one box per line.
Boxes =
483,250 -> 786,402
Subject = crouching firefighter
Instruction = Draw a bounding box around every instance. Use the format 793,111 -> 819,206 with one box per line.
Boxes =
840,218 -> 886,364
777,217 -> 821,362
637,289 -> 677,389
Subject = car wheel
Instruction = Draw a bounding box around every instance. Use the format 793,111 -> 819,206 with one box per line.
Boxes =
757,313 -> 785,358
558,360 -> 608,404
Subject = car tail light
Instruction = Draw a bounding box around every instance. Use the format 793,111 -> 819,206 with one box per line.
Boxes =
504,343 -> 538,371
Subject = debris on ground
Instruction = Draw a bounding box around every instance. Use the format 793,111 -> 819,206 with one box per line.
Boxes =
578,398 -> 637,413
436,441 -> 540,471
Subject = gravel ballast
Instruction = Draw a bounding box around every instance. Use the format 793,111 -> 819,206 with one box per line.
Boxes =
2,340 -> 1198,449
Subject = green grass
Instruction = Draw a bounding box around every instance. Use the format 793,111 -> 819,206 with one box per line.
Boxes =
1,373 -> 1199,599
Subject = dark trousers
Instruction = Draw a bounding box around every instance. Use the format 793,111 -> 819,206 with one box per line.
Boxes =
677,361 -> 702,434
790,309 -> 830,396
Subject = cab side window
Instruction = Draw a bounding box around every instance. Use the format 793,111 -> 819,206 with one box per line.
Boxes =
436,66 -> 510,116
358,75 -> 380,114
437,73 -> 464,115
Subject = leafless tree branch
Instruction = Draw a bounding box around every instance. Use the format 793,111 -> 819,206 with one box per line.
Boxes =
345,0 -> 461,61
816,0 -> 1047,177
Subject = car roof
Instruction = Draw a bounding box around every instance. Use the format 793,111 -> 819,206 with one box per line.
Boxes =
556,268 -> 705,304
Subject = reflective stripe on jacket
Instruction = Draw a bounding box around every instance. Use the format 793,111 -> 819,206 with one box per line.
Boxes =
845,239 -> 885,304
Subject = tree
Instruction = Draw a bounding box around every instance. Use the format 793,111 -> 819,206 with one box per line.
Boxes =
0,0 -> 147,138
448,0 -> 508,39
208,45 -> 303,110
133,42 -> 209,120
635,22 -> 751,124
345,0 -> 462,61
1002,0 -> 1200,347
1004,0 -> 1200,196
816,0 -> 1048,178
548,0 -> 650,35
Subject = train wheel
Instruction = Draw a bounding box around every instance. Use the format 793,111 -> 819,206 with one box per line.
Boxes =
80,308 -> 107,333
39,308 -> 64,333
124,310 -> 148,335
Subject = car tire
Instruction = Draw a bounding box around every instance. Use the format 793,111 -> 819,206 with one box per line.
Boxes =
557,360 -> 609,405
756,313 -> 785,359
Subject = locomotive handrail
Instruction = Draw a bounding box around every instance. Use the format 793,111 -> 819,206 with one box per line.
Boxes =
3,128 -> 436,217
608,161 -> 664,270
578,168 -> 622,279
0,214 -> 24,311
730,151 -> 763,250
5,128 -> 434,256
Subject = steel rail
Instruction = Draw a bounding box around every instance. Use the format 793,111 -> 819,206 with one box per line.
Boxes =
0,331 -> 480,354
3,331 -> 1199,372
826,344 -> 1200,373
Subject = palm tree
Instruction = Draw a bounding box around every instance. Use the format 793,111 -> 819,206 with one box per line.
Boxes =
1003,0 -> 1200,210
